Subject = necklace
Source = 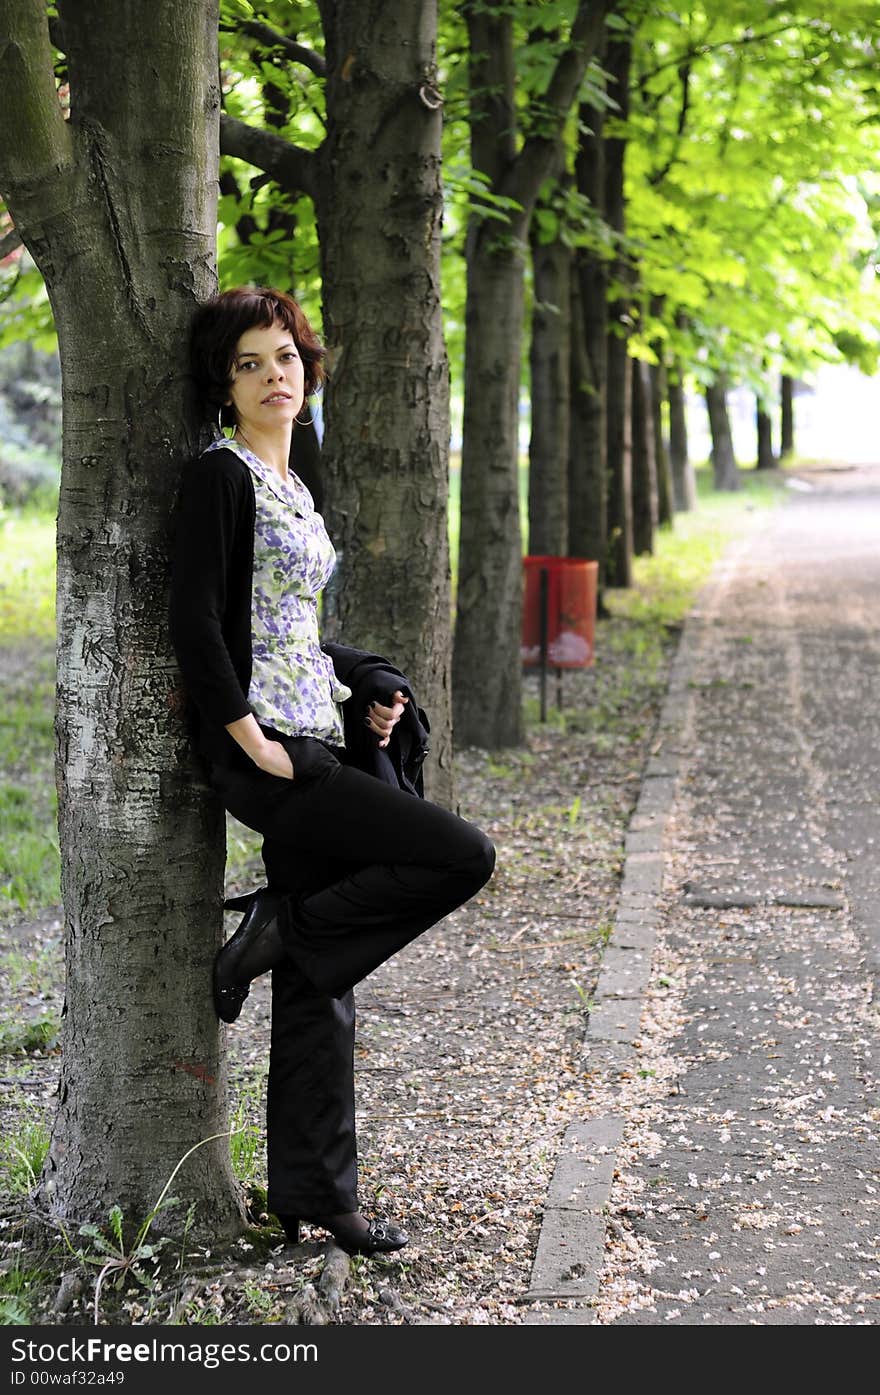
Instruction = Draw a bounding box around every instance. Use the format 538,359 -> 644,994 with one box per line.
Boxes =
233,428 -> 288,481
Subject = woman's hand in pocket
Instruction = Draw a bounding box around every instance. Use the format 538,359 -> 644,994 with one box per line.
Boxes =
254,738 -> 294,779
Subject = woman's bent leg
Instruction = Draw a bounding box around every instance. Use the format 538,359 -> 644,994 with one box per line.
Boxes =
216,740 -> 495,999
249,752 -> 496,998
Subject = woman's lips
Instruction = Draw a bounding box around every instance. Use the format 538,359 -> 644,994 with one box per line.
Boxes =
262,393 -> 292,404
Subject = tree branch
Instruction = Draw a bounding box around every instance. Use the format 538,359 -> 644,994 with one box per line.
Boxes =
637,21 -> 819,87
465,0 -> 517,188
0,225 -> 23,259
501,0 -> 617,227
228,18 -> 326,77
649,59 -> 691,187
0,0 -> 72,195
220,114 -> 317,200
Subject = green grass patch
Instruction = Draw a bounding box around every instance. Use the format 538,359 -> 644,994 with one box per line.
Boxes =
0,1260 -> 53,1326
0,509 -> 55,645
229,1079 -> 265,1188
0,1098 -> 51,1196
0,647 -> 59,918
0,1014 -> 60,1056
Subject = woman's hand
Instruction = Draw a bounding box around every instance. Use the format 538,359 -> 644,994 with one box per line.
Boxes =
366,690 -> 408,748
253,739 -> 294,779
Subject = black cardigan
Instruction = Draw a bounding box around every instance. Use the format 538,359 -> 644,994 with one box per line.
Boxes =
169,447 -> 430,790
169,447 -> 258,768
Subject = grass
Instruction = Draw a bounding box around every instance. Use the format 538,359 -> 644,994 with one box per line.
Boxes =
0,1260 -> 53,1326
0,1096 -> 51,1196
0,506 -> 56,644
0,507 -> 58,917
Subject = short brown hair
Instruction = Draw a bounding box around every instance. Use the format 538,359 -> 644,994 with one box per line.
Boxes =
190,287 -> 325,428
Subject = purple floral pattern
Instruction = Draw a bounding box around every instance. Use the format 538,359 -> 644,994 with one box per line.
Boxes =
202,438 -> 351,744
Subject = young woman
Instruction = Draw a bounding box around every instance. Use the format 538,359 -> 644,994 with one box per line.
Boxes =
170,287 -> 495,1257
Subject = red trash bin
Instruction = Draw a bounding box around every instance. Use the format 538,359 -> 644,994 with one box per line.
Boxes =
521,556 -> 598,668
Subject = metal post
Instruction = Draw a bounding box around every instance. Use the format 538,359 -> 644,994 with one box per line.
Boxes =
539,566 -> 548,723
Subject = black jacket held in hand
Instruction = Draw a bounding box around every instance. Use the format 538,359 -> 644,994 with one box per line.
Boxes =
324,642 -> 430,798
168,446 -> 429,790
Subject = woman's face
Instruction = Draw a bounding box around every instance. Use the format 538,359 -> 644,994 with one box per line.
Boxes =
226,319 -> 305,432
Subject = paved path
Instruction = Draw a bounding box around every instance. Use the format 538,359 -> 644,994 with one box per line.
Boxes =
527,464 -> 879,1325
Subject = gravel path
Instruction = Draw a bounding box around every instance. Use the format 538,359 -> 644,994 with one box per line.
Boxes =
587,465 -> 880,1325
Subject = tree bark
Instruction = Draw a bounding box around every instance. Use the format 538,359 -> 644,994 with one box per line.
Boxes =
756,398 -> 775,469
0,0 -> 243,1236
668,359 -> 695,509
569,91 -> 608,586
631,357 -> 657,555
568,266 -> 606,573
780,372 -> 795,457
528,212 -> 571,555
315,0 -> 453,804
706,376 -> 740,490
650,359 -> 674,525
453,0 -> 613,748
604,34 -> 633,587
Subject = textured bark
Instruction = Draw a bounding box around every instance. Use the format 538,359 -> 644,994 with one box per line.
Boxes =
314,0 -> 453,803
604,35 -> 633,587
569,92 -> 607,585
568,269 -> 606,573
780,373 -> 795,457
706,376 -> 740,491
455,245 -> 527,748
668,360 -> 695,510
0,0 -> 241,1235
631,358 -> 657,555
650,360 -> 674,525
756,399 -> 775,469
528,219 -> 571,555
453,0 -> 614,748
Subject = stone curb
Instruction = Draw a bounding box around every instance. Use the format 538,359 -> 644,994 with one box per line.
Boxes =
523,612 -> 706,1324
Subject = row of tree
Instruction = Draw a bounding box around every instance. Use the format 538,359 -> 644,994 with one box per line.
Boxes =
0,0 -> 877,1232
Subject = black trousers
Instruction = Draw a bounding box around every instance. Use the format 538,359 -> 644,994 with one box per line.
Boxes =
208,730 -> 495,1216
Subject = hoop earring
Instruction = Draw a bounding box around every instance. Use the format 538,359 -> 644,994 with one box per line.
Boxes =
295,407 -> 314,426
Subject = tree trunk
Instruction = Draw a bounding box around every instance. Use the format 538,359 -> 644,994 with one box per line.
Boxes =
0,0 -> 243,1236
569,92 -> 608,586
631,357 -> 657,555
604,35 -> 633,587
668,360 -> 695,509
650,360 -> 674,525
453,0 -> 612,747
756,399 -> 775,469
528,217 -> 571,555
780,373 -> 795,458
315,0 -> 453,803
454,244 -> 527,747
568,267 -> 606,574
706,376 -> 740,490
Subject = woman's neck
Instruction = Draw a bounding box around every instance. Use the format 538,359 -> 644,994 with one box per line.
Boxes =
232,423 -> 293,480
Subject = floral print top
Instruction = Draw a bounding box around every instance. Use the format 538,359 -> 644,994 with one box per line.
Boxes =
202,437 -> 351,745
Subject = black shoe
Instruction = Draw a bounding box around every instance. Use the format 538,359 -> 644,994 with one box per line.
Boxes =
213,889 -> 286,1023
276,1211 -> 408,1257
